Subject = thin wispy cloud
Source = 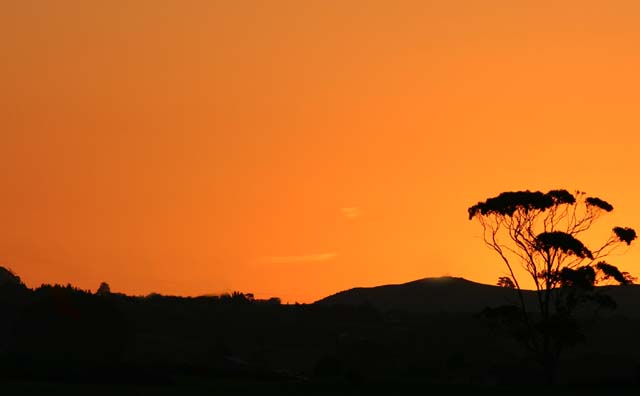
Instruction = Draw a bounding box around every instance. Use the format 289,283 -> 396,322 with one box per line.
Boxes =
341,207 -> 361,219
259,253 -> 337,264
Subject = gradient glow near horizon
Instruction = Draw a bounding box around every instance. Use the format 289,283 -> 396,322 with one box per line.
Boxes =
2,1 -> 640,302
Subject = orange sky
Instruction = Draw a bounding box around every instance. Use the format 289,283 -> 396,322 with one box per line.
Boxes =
2,1 -> 640,302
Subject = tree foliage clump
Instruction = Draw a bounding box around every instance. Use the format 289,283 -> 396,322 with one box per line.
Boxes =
535,231 -> 593,259
468,189 -> 636,383
613,227 -> 637,245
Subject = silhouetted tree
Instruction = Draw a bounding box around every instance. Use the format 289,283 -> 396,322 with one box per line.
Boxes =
266,297 -> 281,306
468,189 -> 636,383
96,282 -> 111,296
220,291 -> 252,304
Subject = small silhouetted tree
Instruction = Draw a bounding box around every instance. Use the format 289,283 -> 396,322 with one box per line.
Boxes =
96,282 -> 111,296
468,189 -> 636,384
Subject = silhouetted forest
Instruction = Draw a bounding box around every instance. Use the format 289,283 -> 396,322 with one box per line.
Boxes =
1,267 -> 640,393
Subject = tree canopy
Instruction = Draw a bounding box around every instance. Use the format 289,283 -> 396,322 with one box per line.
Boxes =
468,189 -> 635,292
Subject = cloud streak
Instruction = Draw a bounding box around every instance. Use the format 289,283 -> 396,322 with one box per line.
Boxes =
259,253 -> 337,264
341,207 -> 361,219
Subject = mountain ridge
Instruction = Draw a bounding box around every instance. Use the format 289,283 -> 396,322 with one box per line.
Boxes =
315,276 -> 640,316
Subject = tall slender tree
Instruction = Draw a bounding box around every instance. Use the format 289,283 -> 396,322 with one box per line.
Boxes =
468,189 -> 636,383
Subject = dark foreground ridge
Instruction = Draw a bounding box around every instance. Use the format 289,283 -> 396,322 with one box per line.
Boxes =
1,267 -> 640,390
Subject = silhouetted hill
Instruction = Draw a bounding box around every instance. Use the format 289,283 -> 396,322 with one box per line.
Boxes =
316,276 -> 640,317
316,277 -> 525,313
0,267 -> 23,287
599,284 -> 640,316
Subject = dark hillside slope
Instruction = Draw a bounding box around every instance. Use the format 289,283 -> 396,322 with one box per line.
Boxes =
315,277 -> 531,313
316,277 -> 640,317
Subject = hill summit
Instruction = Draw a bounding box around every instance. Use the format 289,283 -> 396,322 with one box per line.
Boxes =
314,276 -> 524,313
315,276 -> 640,316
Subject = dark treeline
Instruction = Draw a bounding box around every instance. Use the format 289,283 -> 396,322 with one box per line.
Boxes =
1,268 -> 640,387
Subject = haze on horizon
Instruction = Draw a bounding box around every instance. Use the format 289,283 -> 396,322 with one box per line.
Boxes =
2,1 -> 640,303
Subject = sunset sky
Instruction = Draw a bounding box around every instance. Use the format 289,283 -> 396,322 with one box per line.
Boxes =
2,1 -> 640,302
